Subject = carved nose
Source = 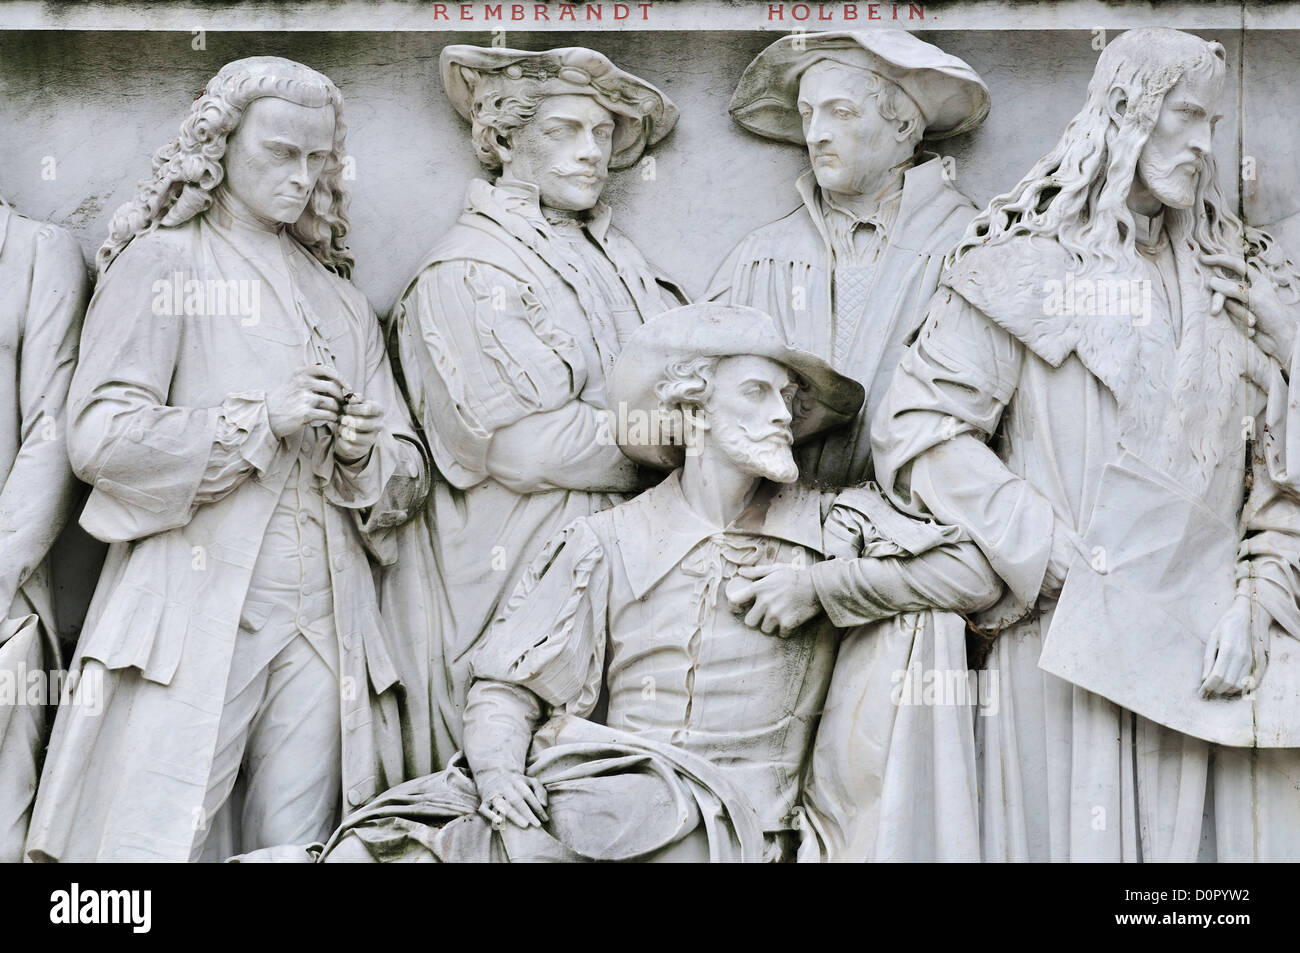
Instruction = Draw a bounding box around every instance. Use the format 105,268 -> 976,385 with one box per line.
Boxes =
575,135 -> 601,162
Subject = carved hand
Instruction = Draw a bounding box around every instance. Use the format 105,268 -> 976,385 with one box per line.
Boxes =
266,364 -> 345,438
1039,520 -> 1077,601
1201,586 -> 1270,698
334,394 -> 385,464
727,564 -> 823,638
1205,254 -> 1299,370
474,767 -> 549,830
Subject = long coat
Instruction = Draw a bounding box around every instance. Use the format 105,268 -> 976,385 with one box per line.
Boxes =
382,178 -> 685,773
25,213 -> 429,862
0,203 -> 89,862
707,158 -> 988,861
873,223 -> 1300,861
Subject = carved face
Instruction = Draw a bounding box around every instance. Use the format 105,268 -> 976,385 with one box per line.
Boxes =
504,93 -> 614,211
1135,67 -> 1222,210
702,355 -> 799,485
797,61 -> 915,197
222,97 -> 336,227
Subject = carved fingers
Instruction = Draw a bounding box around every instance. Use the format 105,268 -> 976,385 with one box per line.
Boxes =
476,770 -> 548,830
1206,262 -> 1299,368
335,396 -> 385,463
727,564 -> 822,638
267,364 -> 347,438
1200,594 -> 1266,698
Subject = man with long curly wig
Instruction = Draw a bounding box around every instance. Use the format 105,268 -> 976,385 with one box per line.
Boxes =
874,28 -> 1300,861
26,56 -> 429,862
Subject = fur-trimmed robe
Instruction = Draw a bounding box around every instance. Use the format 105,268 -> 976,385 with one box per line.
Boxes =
874,216 -> 1300,861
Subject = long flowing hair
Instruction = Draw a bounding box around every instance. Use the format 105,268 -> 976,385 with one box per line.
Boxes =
947,29 -> 1300,484
949,29 -> 1238,276
97,56 -> 353,277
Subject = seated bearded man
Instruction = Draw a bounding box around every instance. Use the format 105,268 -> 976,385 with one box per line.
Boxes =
281,303 -> 1000,864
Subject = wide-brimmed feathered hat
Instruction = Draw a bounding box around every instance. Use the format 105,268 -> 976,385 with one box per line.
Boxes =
730,30 -> 989,143
608,303 -> 865,469
440,45 -> 678,170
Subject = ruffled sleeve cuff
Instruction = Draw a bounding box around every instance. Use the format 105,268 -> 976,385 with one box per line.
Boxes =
217,391 -> 278,475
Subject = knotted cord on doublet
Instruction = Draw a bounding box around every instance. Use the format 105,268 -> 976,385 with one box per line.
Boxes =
676,534 -> 787,743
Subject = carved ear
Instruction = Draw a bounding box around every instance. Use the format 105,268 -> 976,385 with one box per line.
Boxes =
1107,86 -> 1128,124
896,115 -> 922,144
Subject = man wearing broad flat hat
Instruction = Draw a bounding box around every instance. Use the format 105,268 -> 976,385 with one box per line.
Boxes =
306,303 -> 995,863
706,31 -> 997,862
382,45 -> 687,777
709,30 -> 988,462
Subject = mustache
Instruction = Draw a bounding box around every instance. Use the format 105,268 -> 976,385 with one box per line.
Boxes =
1146,154 -> 1201,176
737,424 -> 793,445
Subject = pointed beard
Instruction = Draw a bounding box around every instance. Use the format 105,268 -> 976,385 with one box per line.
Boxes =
712,422 -> 799,484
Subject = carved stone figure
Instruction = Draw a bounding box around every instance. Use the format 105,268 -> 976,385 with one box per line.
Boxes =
25,57 -> 429,862
381,45 -> 687,775
874,28 -> 1300,861
0,198 -> 90,863
707,30 -> 996,860
262,301 -> 1004,863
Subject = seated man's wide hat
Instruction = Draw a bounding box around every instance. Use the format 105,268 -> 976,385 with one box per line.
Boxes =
608,303 -> 865,469
441,45 -> 678,169
729,30 -> 989,143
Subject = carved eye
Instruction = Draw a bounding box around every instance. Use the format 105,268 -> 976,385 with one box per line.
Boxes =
834,107 -> 856,119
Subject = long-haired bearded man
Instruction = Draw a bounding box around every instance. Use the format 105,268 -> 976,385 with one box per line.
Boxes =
874,28 -> 1300,862
26,57 -> 429,862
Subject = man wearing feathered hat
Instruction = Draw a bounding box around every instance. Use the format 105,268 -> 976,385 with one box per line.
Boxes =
304,302 -> 997,863
383,46 -> 688,775
705,31 -> 995,861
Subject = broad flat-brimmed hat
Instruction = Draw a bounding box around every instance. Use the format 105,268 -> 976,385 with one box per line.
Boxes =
730,30 -> 989,142
440,45 -> 678,169
608,303 -> 865,469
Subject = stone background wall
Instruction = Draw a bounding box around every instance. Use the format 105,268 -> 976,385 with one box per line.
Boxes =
0,24 -> 1294,638
5,28 -> 1284,307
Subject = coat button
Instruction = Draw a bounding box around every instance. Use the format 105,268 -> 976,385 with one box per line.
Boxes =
347,788 -> 366,807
